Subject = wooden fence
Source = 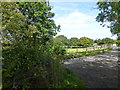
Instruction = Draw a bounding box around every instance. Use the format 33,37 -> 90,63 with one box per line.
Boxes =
64,44 -> 113,53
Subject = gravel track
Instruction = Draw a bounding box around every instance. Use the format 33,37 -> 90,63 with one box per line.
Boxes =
62,47 -> 119,88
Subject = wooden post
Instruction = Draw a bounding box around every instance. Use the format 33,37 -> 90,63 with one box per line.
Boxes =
94,46 -> 95,51
76,48 -> 78,53
86,47 -> 87,54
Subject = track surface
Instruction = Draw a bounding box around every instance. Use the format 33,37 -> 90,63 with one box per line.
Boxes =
62,47 -> 119,88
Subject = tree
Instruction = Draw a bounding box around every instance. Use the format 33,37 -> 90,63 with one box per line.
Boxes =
50,38 -> 66,55
94,39 -> 104,45
96,37 -> 115,45
101,37 -> 115,44
17,2 -> 60,43
55,35 -> 70,46
96,2 -> 120,35
77,37 -> 93,47
94,39 -> 101,45
69,37 -> 79,46
2,2 -> 60,89
2,2 -> 27,48
94,39 -> 101,44
116,38 -> 120,46
1,2 -> 85,89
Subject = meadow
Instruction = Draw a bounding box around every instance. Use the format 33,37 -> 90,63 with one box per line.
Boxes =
65,45 -> 110,53
63,46 -> 113,59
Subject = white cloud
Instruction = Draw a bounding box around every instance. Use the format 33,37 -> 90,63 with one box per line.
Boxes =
54,11 -> 117,40
54,11 -> 94,29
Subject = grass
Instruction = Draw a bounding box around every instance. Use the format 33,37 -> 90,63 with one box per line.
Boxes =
63,47 -> 113,59
60,47 -> 113,88
66,47 -> 108,52
57,68 -> 86,88
0,84 -> 2,90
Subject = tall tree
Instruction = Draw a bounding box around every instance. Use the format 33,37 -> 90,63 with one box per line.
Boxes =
69,37 -> 79,46
96,2 -> 120,35
101,37 -> 115,45
94,39 -> 103,45
55,35 -> 70,46
2,2 -> 60,89
77,37 -> 93,47
17,2 -> 60,43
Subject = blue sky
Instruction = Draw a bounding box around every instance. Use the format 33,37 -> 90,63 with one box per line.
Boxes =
50,2 -> 117,40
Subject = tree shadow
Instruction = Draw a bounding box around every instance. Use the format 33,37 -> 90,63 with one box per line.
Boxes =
62,47 -> 119,88
63,62 -> 118,88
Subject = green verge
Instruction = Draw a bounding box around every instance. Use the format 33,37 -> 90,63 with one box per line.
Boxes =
57,68 -> 86,88
59,47 -> 113,88
63,47 -> 113,59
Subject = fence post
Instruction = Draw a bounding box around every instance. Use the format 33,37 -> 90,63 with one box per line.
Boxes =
76,48 -> 78,53
94,46 -> 95,51
85,47 -> 87,54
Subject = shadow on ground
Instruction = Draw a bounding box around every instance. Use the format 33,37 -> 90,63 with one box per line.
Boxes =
62,47 -> 119,88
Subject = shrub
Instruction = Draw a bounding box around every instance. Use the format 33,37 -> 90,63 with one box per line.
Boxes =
2,45 -> 61,88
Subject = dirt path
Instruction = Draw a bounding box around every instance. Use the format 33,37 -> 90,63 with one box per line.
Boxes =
62,47 -> 119,88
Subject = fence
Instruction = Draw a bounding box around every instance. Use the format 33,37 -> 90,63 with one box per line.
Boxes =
64,44 -> 113,53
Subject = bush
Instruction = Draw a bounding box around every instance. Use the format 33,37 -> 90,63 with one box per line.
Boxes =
2,44 -> 60,88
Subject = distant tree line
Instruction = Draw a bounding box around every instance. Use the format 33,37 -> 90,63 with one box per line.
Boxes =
54,35 -> 116,47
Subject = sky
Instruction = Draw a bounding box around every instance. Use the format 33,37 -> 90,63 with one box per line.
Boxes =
50,2 -> 117,40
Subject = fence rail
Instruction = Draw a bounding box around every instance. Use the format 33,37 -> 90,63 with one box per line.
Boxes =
64,44 -> 113,53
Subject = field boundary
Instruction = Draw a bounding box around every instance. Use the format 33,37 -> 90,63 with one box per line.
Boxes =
64,45 -> 113,53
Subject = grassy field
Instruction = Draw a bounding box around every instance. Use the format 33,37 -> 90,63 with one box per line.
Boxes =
63,47 -> 113,59
65,46 -> 109,53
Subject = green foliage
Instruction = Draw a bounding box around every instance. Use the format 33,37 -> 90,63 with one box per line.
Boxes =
52,38 -> 64,46
17,2 -> 60,42
95,38 -> 115,45
101,37 -> 115,44
55,35 -> 70,46
96,2 -> 120,35
97,38 -> 115,45
2,2 -> 27,47
49,39 -> 66,57
77,37 -> 93,47
56,68 -> 85,88
2,2 -> 85,89
116,40 -> 120,46
117,37 -> 120,46
2,46 -> 60,88
94,39 -> 102,45
1,2 -> 61,89
69,37 -> 79,46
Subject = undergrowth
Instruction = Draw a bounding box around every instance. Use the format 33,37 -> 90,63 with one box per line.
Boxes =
56,68 -> 86,88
